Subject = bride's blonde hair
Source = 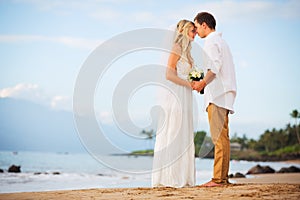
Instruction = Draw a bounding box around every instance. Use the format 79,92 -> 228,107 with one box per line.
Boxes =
173,19 -> 194,66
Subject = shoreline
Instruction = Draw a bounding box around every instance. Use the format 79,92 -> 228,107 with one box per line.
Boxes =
116,152 -> 300,163
231,173 -> 300,184
280,159 -> 300,164
0,173 -> 299,199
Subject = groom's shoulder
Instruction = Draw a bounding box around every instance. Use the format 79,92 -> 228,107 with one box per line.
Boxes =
205,33 -> 221,46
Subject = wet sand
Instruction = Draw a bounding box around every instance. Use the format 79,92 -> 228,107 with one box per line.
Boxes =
0,173 -> 299,200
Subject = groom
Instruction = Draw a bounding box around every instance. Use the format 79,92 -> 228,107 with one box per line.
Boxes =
192,12 -> 237,187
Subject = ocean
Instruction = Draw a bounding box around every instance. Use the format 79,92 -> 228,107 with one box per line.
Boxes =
0,151 -> 299,193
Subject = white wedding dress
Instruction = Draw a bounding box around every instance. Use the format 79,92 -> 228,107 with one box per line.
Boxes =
152,56 -> 195,188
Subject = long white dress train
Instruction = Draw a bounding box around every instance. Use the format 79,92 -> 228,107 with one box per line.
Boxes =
152,57 -> 195,188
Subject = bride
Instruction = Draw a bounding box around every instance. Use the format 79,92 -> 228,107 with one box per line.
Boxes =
152,19 -> 197,187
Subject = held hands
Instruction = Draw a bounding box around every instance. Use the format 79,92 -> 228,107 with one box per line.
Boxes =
191,80 -> 206,93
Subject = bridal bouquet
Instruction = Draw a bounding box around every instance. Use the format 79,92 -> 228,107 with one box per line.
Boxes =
188,67 -> 204,94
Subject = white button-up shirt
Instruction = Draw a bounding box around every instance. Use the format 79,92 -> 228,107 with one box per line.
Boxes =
203,32 -> 237,114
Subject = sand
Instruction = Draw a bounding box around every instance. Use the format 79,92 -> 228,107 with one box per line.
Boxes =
0,173 -> 299,200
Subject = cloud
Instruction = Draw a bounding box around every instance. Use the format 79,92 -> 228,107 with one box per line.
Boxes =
132,11 -> 156,22
0,83 -> 48,102
0,35 -> 102,50
10,1 -> 300,31
123,0 -> 300,27
89,9 -> 121,21
98,111 -> 113,124
51,95 -> 72,110
14,0 -> 136,19
0,83 -> 72,111
182,0 -> 300,23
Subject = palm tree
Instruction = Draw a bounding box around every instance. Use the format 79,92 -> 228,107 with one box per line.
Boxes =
141,129 -> 155,149
290,109 -> 300,144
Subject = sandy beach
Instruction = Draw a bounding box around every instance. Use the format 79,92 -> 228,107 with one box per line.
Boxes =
0,173 -> 299,200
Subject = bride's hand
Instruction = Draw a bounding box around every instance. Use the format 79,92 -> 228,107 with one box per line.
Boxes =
192,81 -> 200,92
188,81 -> 193,89
191,81 -> 195,88
192,80 -> 206,92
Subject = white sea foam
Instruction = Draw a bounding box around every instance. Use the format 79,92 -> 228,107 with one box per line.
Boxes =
0,151 -> 299,193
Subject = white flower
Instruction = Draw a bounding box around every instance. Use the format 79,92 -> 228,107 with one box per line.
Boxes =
194,71 -> 201,78
188,67 -> 204,81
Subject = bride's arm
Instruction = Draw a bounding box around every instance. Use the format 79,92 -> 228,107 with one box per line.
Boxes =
165,48 -> 192,88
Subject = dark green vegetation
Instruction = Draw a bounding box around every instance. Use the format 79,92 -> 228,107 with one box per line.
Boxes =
132,110 -> 300,161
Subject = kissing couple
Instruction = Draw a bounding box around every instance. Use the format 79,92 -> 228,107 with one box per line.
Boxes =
152,12 -> 237,188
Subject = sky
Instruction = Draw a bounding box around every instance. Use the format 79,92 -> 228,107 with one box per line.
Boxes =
0,0 -> 300,141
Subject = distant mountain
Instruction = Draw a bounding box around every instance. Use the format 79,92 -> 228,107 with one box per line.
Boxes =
0,97 -> 85,153
0,98 -> 150,153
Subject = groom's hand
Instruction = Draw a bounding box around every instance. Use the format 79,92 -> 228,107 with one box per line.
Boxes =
192,80 -> 206,92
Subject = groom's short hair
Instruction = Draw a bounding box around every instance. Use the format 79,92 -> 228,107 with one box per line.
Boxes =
194,12 -> 216,30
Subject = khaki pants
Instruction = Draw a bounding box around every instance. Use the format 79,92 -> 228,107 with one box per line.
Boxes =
207,103 -> 230,184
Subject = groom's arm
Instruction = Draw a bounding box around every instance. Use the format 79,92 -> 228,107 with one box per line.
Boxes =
203,69 -> 216,85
